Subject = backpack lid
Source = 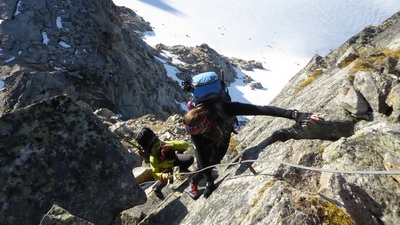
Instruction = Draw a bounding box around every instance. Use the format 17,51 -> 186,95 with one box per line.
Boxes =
192,72 -> 220,87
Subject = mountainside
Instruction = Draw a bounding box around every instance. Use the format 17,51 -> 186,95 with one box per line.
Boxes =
0,0 -> 399,224
0,0 -> 185,119
0,0 -> 246,119
129,12 -> 400,225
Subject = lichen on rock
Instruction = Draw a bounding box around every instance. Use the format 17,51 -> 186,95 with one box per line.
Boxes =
0,95 -> 146,225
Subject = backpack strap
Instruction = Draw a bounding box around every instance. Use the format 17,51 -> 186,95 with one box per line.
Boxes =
211,100 -> 231,122
195,93 -> 222,106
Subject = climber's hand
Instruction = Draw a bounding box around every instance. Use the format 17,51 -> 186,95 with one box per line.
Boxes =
161,173 -> 170,180
293,110 -> 321,128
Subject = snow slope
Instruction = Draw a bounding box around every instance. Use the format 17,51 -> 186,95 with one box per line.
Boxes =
3,1 -> 400,104
112,0 -> 400,108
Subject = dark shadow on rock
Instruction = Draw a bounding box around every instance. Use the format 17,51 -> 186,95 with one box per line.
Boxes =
140,198 -> 188,225
335,175 -> 384,225
234,120 -> 355,175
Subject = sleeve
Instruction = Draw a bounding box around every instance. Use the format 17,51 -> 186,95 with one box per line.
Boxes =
223,102 -> 293,119
149,155 -> 163,180
166,141 -> 189,150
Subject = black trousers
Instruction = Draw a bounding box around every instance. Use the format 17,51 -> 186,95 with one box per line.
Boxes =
154,153 -> 194,191
190,102 -> 294,185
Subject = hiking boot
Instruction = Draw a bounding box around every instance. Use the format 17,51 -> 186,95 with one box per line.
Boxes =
187,183 -> 199,200
153,189 -> 164,200
204,181 -> 216,199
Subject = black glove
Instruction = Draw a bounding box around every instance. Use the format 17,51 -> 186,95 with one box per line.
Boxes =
292,110 -> 318,128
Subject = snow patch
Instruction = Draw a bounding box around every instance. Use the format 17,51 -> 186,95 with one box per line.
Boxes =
160,50 -> 187,65
42,32 -> 49,44
14,1 -> 22,16
59,41 -> 71,48
176,100 -> 188,111
155,56 -> 182,85
4,57 -> 16,63
56,17 -> 63,29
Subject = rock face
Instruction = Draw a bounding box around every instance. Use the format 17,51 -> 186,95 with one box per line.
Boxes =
127,12 -> 400,225
0,96 -> 146,225
0,0 -> 185,119
1,0 -> 399,224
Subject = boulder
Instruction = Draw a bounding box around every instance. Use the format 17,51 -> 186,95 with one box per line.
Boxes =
248,82 -> 264,90
336,47 -> 359,68
132,166 -> 153,184
340,87 -> 370,118
386,83 -> 400,121
353,71 -> 391,114
0,96 -> 146,225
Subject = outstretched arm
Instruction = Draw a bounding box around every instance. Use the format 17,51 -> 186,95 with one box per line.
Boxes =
223,101 -> 320,127
223,102 -> 294,118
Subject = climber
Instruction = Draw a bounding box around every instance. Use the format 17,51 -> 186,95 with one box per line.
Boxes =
183,99 -> 320,200
135,127 -> 194,199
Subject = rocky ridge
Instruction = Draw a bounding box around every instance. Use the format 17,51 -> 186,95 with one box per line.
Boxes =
0,0 -> 184,119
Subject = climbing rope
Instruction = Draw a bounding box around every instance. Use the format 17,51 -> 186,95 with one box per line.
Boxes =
176,159 -> 400,175
139,158 -> 400,189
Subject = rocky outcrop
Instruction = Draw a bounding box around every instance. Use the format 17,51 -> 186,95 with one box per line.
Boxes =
0,95 -> 146,225
154,43 -> 238,84
40,205 -> 94,225
0,0 -> 185,119
154,43 -> 264,84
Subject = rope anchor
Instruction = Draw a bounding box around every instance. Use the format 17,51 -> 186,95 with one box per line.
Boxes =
240,155 -> 258,175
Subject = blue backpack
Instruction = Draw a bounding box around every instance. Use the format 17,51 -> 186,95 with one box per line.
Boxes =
184,71 -> 231,106
192,72 -> 222,100
182,71 -> 238,139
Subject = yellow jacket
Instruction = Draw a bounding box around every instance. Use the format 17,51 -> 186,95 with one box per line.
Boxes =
149,140 -> 189,180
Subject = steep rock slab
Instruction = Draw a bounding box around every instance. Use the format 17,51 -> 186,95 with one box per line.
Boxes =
0,96 -> 146,225
320,124 -> 400,224
229,12 -> 400,225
